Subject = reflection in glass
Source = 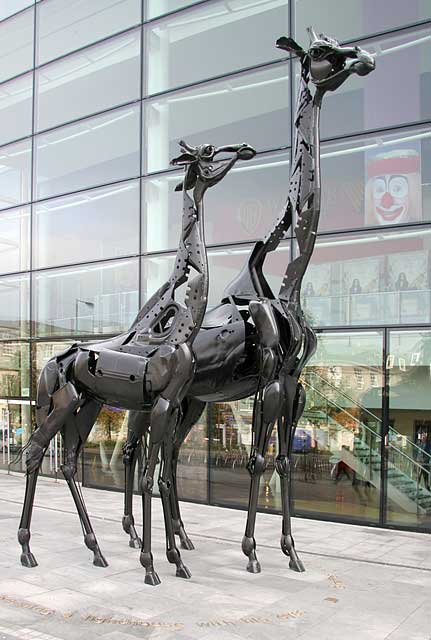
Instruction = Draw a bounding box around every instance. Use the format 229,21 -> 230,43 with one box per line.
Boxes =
0,7 -> 33,83
83,407 -> 129,490
142,242 -> 290,308
0,73 -> 32,146
142,151 -> 290,252
387,330 -> 431,529
0,400 -> 32,473
146,0 -> 203,19
316,27 -> 431,138
302,227 -> 431,327
33,258 -> 139,337
32,340 -> 73,396
0,206 -> 30,274
0,139 -> 31,210
36,0 -> 141,65
0,273 -> 29,338
319,127 -> 431,233
33,181 -> 140,269
295,331 -> 383,521
177,406 -> 208,502
35,29 -> 141,132
295,0 -> 430,44
34,105 -> 140,199
0,342 -> 29,397
144,64 -> 290,173
145,0 -> 288,95
209,398 -> 279,510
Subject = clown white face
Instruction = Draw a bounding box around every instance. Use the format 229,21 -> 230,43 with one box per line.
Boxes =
365,149 -> 421,227
372,174 -> 409,224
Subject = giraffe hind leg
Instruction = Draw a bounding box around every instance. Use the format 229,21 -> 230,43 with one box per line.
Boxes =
18,382 -> 80,568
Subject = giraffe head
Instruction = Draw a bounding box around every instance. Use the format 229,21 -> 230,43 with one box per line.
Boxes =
171,141 -> 256,195
276,28 -> 375,93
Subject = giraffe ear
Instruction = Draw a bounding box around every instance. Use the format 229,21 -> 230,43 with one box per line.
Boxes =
276,36 -> 305,60
171,152 -> 196,166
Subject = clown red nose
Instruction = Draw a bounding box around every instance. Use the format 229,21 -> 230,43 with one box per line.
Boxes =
380,191 -> 394,208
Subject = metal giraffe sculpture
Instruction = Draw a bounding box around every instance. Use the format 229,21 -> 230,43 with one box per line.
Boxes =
17,140 -> 256,586
122,30 -> 375,575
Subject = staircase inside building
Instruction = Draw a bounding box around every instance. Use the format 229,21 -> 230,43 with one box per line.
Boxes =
301,371 -> 431,514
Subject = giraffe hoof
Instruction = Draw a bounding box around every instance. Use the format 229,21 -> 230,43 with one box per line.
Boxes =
20,552 -> 38,568
145,571 -> 161,586
93,553 -> 108,568
180,536 -> 195,551
247,559 -> 261,574
176,563 -> 192,579
129,537 -> 142,549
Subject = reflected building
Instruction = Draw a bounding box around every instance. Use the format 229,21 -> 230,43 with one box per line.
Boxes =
0,0 -> 430,533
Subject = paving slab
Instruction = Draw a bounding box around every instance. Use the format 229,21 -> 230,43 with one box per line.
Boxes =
1,471 -> 430,639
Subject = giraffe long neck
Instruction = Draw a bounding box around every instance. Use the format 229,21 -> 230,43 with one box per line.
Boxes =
222,68 -> 319,303
278,81 -> 322,305
132,185 -> 209,347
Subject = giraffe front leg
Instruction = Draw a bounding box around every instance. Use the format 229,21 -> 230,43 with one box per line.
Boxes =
140,395 -> 180,586
170,398 -> 205,550
276,381 -> 306,572
242,380 -> 282,574
18,382 -> 80,568
159,437 -> 191,579
122,428 -> 143,549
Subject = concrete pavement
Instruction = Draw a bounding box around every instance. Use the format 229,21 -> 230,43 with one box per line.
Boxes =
0,471 -> 430,639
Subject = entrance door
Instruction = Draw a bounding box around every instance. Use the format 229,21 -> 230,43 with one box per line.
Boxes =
385,330 -> 431,529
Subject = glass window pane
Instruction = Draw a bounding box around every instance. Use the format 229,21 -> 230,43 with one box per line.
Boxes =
295,331 -> 383,522
83,407 -> 129,490
0,273 -> 30,338
146,0 -> 202,19
0,1 -> 33,21
387,329 -> 431,529
32,339 -> 73,396
0,206 -> 30,274
0,342 -> 30,397
36,0 -> 141,65
209,398 -> 256,509
145,0 -> 289,95
35,29 -> 141,132
302,227 -> 431,327
317,27 -> 431,139
142,151 -> 290,252
142,242 -> 290,308
319,126 -> 431,233
1,400 -> 32,473
145,64 -> 290,173
34,105 -> 140,200
33,181 -> 140,269
0,139 -> 31,211
0,7 -> 33,83
295,0 -> 430,43
177,406 -> 208,502
33,258 -> 139,337
0,73 -> 32,146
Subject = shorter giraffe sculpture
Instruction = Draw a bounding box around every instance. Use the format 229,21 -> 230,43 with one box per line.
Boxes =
17,140 -> 256,586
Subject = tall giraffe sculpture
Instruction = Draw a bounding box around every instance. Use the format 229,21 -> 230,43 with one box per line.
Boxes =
123,29 -> 375,575
17,141 -> 256,586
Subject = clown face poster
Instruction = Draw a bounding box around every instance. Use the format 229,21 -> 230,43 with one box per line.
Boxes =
365,144 -> 422,226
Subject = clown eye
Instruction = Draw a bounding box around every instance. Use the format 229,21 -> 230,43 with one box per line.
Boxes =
372,177 -> 386,197
389,175 -> 408,199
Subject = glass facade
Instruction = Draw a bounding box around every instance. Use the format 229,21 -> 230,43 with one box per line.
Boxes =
0,0 -> 430,533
